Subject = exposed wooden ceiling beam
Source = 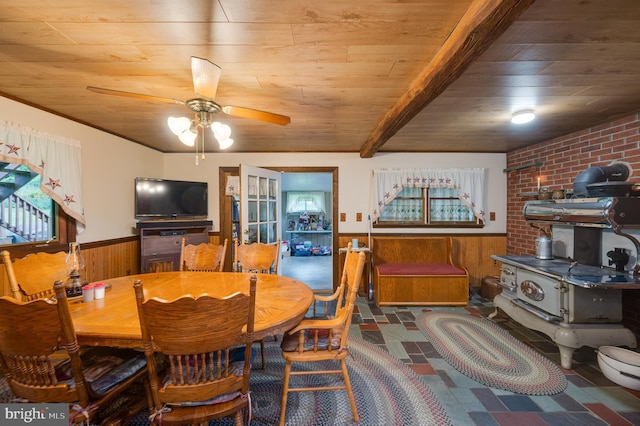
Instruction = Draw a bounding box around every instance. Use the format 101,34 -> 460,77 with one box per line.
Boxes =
359,0 -> 536,158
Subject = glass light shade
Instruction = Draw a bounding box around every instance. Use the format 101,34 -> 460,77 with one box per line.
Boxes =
511,110 -> 535,124
211,121 -> 231,143
218,137 -> 234,150
168,116 -> 192,135
178,128 -> 197,146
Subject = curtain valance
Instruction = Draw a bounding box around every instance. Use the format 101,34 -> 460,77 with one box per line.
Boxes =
370,168 -> 486,223
0,121 -> 86,232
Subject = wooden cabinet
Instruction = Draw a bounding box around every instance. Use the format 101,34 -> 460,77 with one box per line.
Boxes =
137,221 -> 212,273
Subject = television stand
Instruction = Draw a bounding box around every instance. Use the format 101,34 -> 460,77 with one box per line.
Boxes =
137,220 -> 212,273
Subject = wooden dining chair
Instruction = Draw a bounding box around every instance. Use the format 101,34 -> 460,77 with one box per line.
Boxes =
179,237 -> 228,272
310,241 -> 352,318
233,237 -> 280,274
279,251 -> 366,426
133,274 -> 257,426
0,280 -> 150,425
233,238 -> 280,369
2,250 -> 68,301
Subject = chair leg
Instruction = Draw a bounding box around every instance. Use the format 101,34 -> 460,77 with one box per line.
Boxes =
260,339 -> 266,370
279,360 -> 292,426
341,358 -> 359,423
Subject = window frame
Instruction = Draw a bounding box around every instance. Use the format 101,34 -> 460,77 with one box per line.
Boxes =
374,187 -> 483,229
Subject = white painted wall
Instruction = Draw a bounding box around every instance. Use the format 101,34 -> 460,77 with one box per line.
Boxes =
163,152 -> 507,234
1,96 -> 507,242
0,96 -> 163,242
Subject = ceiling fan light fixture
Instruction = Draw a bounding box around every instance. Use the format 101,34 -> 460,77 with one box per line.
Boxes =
218,137 -> 234,150
167,116 -> 192,135
211,121 -> 231,143
178,127 -> 197,146
511,110 -> 536,124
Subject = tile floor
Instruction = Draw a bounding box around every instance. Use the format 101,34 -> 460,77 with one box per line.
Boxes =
350,294 -> 640,426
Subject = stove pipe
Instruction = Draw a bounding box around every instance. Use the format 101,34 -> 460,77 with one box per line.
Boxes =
573,162 -> 632,197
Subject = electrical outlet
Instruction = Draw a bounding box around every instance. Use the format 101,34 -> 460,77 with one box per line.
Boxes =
356,213 -> 362,222
490,212 -> 496,221
340,213 -> 346,222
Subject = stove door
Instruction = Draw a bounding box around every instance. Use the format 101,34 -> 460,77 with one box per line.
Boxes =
517,269 -> 562,318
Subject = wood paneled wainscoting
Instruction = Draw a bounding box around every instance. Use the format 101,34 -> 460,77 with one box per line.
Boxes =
0,234 -> 223,297
337,234 -> 506,291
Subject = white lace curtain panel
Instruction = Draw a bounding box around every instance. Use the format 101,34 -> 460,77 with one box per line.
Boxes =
285,191 -> 326,214
0,121 -> 86,232
370,168 -> 486,223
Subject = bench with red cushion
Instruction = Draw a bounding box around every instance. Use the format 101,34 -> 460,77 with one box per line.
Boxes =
372,236 -> 469,307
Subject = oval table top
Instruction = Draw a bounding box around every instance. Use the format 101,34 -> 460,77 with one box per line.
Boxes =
67,271 -> 314,349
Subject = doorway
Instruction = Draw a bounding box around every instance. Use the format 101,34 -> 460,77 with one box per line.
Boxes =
219,166 -> 339,293
280,172 -> 333,292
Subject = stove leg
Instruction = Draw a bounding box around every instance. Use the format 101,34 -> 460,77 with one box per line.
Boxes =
556,344 -> 576,369
488,307 -> 499,319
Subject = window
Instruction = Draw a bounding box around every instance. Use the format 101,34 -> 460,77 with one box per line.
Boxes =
376,186 -> 479,226
0,163 -> 75,254
371,168 -> 486,228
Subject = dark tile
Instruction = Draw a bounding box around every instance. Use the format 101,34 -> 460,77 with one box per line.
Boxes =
552,393 -> 588,412
566,373 -> 597,388
584,403 -> 635,426
417,341 -> 441,358
384,313 -> 401,324
403,321 -> 417,329
408,353 -> 428,364
396,311 -> 415,322
401,341 -> 421,354
360,329 -> 385,345
491,412 -> 547,426
538,412 -> 608,426
468,411 -> 499,426
471,388 -> 507,411
436,370 -> 456,388
497,395 -> 542,412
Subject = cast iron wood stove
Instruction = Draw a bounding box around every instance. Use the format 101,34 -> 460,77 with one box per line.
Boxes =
491,197 -> 640,369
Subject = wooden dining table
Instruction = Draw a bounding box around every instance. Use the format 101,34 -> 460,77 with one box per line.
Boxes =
66,271 -> 314,349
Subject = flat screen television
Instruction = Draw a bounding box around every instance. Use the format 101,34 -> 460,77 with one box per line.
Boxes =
135,177 -> 208,219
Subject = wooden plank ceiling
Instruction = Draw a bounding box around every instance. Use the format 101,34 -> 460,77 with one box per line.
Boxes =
0,0 -> 639,156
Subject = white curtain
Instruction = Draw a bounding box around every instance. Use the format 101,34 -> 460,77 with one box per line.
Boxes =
0,121 -> 86,232
286,191 -> 326,214
370,168 -> 486,223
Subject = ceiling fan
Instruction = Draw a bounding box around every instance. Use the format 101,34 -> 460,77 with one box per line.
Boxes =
86,56 -> 290,157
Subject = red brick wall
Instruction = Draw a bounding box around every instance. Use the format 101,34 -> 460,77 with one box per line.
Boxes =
506,111 -> 640,337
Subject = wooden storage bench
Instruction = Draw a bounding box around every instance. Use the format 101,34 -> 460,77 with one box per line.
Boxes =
372,236 -> 469,307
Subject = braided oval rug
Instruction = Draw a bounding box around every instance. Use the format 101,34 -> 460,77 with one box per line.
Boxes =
59,337 -> 449,425
418,312 -> 567,395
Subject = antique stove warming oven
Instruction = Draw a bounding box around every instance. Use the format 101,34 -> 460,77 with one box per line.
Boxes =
492,196 -> 640,369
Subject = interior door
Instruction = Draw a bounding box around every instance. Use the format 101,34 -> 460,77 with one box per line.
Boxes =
239,164 -> 282,269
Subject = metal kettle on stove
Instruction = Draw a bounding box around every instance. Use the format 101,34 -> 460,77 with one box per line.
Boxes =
535,235 -> 553,260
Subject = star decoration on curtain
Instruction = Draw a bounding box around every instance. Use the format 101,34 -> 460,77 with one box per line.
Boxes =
6,144 -> 20,155
45,178 -> 62,190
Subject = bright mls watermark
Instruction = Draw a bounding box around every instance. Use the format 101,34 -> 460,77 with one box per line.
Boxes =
0,404 -> 66,425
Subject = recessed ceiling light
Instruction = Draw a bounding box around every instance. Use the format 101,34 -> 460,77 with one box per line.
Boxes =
511,110 -> 536,124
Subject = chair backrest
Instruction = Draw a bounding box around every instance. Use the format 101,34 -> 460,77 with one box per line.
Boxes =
336,251 -> 366,333
179,238 -> 228,272
0,280 -> 90,405
234,238 -> 280,274
133,274 -> 257,410
2,250 -> 68,301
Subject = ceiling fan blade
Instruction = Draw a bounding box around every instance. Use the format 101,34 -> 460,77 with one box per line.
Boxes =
222,105 -> 291,126
86,86 -> 184,105
191,56 -> 222,100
